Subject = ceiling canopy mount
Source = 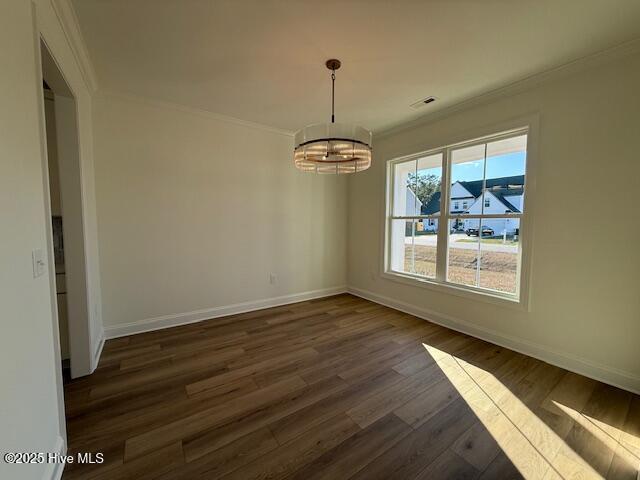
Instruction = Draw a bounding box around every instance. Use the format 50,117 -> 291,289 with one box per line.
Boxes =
325,58 -> 341,71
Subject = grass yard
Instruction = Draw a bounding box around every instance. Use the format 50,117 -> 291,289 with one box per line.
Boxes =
404,245 -> 518,293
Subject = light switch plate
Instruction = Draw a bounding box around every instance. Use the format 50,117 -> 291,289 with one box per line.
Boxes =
32,248 -> 46,278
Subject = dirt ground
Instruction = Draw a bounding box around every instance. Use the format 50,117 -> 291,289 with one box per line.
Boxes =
404,245 -> 518,293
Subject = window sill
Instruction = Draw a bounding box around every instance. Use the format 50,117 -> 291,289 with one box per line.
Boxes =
380,270 -> 529,311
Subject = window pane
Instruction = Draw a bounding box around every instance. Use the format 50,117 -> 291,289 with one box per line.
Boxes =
414,220 -> 437,278
392,160 -> 417,216
447,219 -> 479,287
415,153 -> 443,217
390,219 -> 414,274
479,220 -> 520,294
450,143 -> 485,216
485,134 -> 527,214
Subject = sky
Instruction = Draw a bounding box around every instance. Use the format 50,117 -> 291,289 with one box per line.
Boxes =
418,151 -> 526,184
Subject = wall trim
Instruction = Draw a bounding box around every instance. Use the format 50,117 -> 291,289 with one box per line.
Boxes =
91,328 -> 105,373
96,90 -> 295,138
41,435 -> 66,480
377,37 -> 640,138
347,286 -> 640,395
104,286 -> 347,339
50,0 -> 98,92
100,283 -> 639,394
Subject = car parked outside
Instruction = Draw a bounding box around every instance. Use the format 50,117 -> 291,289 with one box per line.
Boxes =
465,226 -> 494,237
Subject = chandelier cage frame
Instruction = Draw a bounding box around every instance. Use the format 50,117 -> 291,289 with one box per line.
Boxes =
293,59 -> 372,174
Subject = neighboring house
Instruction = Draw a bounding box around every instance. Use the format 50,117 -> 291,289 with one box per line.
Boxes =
417,175 -> 524,235
405,187 -> 423,216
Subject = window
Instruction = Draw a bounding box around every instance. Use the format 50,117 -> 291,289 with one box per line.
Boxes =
389,152 -> 443,279
386,128 -> 529,303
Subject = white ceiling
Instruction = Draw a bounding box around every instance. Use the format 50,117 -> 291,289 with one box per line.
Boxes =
72,0 -> 640,133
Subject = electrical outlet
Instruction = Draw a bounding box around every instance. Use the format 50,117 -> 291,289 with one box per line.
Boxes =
32,248 -> 46,278
269,273 -> 277,285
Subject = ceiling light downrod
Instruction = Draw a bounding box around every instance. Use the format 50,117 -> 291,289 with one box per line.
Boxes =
330,60 -> 336,124
294,59 -> 372,174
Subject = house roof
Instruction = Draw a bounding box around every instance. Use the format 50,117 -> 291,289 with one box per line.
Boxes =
419,175 -> 524,215
491,189 -> 523,213
421,192 -> 441,215
457,175 -> 525,198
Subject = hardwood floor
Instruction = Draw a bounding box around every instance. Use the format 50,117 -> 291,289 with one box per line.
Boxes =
63,294 -> 640,479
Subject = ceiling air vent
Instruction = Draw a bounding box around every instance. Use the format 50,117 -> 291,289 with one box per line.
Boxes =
410,96 -> 436,110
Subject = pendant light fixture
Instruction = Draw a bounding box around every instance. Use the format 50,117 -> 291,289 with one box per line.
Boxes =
294,59 -> 372,174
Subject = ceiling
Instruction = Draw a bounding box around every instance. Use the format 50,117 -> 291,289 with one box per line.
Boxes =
72,0 -> 640,133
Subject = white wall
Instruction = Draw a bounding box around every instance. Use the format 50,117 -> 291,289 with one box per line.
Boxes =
450,182 -> 474,201
348,48 -> 640,393
1,3 -> 63,479
0,1 -> 103,478
93,93 -> 347,334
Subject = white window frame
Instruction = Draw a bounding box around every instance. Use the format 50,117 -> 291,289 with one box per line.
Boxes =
383,124 -> 535,310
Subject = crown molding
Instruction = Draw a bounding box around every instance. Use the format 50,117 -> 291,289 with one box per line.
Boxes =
50,0 -> 99,92
376,37 -> 640,139
47,2 -> 640,141
96,89 -> 296,137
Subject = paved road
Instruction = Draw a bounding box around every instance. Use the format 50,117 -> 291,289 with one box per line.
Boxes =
405,233 -> 518,253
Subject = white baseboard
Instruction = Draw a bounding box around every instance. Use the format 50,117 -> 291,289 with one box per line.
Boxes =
91,328 -> 105,372
104,286 -> 347,339
348,286 -> 640,395
42,435 -> 66,480
99,282 -> 638,394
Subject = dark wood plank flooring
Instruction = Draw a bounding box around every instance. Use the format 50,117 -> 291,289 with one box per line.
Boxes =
62,294 -> 640,479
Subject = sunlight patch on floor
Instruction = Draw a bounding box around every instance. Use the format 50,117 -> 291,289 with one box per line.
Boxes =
554,402 -> 640,476
421,343 -> 640,479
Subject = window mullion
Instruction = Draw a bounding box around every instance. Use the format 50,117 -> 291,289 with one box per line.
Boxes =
390,215 -> 441,220
477,143 -> 488,287
448,213 -> 523,219
435,148 -> 450,282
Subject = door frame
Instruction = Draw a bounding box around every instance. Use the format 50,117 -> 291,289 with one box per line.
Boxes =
36,24 -> 95,382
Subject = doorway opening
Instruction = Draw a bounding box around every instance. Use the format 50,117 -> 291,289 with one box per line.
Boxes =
40,40 -> 93,380
43,83 -> 71,372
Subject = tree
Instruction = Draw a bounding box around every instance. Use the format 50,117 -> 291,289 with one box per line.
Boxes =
407,172 -> 440,206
